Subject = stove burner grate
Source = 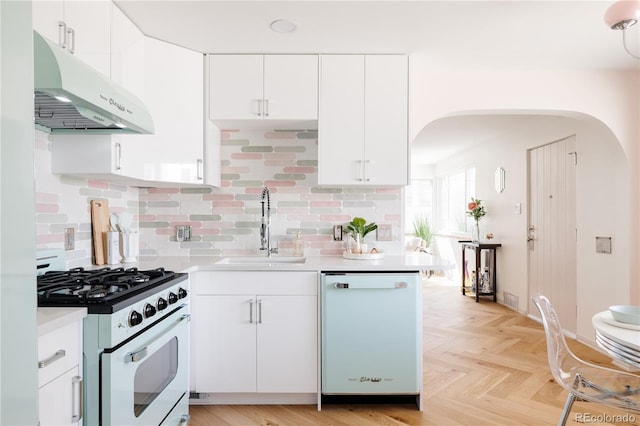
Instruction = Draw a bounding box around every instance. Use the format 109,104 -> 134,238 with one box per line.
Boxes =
37,267 -> 176,306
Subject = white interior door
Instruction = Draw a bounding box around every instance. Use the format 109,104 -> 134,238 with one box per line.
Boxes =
528,135 -> 577,333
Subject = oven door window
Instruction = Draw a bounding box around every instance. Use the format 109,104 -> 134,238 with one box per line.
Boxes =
134,337 -> 178,417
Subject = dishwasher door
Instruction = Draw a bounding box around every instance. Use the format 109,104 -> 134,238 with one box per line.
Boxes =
321,272 -> 421,395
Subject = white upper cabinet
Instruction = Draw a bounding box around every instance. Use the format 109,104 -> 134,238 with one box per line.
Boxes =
119,37 -> 205,185
209,54 -> 318,124
318,54 -> 409,186
33,0 -> 112,77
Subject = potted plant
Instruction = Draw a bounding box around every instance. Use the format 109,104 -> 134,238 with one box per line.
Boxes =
346,217 -> 377,253
412,214 -> 432,249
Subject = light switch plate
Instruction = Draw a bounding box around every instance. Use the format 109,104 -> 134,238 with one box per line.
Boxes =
64,227 -> 75,250
376,224 -> 392,241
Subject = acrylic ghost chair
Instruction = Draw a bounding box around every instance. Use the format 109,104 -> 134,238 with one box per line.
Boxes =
531,294 -> 640,426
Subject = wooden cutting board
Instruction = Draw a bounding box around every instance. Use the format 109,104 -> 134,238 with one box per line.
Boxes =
90,199 -> 110,265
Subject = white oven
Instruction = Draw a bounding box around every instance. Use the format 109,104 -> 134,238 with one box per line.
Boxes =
102,303 -> 190,425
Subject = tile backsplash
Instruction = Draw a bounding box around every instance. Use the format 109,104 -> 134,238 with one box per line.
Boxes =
35,128 -> 403,266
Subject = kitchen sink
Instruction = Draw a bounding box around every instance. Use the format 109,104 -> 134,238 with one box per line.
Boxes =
216,256 -> 306,264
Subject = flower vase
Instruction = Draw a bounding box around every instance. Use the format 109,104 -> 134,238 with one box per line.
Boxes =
471,221 -> 480,243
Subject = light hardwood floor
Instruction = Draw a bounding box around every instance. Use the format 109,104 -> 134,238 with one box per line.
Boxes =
189,277 -> 639,425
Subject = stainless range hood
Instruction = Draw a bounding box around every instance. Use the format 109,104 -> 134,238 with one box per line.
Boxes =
33,31 -> 154,134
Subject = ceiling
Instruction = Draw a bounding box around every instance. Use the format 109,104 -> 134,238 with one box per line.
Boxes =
115,0 -> 640,164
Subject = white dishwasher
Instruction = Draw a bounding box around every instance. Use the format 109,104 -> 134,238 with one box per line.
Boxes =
321,272 -> 422,403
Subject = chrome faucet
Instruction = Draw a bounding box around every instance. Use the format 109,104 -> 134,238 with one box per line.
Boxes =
259,187 -> 277,256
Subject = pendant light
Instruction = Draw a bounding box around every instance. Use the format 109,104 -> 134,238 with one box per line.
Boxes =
604,0 -> 640,59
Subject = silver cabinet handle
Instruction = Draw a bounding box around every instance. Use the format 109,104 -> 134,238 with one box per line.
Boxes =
197,159 -> 203,180
66,27 -> 75,54
128,347 -> 148,363
355,160 -> 364,182
264,99 -> 270,117
257,299 -> 263,324
58,21 -> 67,49
249,299 -> 254,323
115,142 -> 122,171
71,375 -> 83,422
363,159 -> 371,182
334,283 -> 349,289
257,99 -> 263,117
38,349 -> 66,368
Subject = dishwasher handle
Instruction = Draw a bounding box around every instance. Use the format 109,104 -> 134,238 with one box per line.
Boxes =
333,281 -> 408,289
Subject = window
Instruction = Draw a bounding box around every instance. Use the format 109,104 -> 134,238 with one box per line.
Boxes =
436,167 -> 476,234
405,179 -> 433,237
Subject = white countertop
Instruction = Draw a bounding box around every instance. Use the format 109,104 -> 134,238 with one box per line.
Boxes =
133,253 -> 454,273
37,307 -> 87,336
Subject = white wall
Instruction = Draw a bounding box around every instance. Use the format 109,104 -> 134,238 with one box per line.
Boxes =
409,61 -> 638,343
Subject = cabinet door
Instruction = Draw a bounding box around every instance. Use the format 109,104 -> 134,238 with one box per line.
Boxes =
122,37 -> 205,185
318,55 -> 365,185
33,0 -> 65,45
39,366 -> 81,426
209,55 -> 263,120
364,55 -> 408,186
193,295 -> 257,393
256,295 -> 318,393
110,4 -> 145,100
63,0 -> 112,77
263,55 -> 318,120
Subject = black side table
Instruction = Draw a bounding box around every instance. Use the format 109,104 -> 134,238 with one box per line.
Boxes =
459,241 -> 502,302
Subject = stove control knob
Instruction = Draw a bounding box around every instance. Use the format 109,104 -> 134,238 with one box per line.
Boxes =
144,303 -> 157,318
129,310 -> 143,327
168,292 -> 178,304
157,297 -> 168,311
178,288 -> 188,299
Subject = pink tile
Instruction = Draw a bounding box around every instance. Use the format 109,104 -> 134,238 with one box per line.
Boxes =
377,187 -> 402,194
287,214 -> 319,221
156,228 -> 175,235
88,180 -> 109,189
246,187 -> 271,194
213,207 -> 245,214
36,203 -> 59,213
169,221 -> 202,228
385,214 -> 402,221
310,201 -> 341,207
301,194 -> 332,201
231,153 -> 263,160
156,215 -> 189,221
220,181 -> 231,187
320,248 -> 344,256
221,130 -> 240,138
37,234 -> 64,244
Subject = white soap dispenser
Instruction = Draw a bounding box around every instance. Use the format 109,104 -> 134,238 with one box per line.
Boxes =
294,231 -> 304,257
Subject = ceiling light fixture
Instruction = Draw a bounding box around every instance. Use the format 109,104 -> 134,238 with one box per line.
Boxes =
270,19 -> 298,34
604,0 -> 640,59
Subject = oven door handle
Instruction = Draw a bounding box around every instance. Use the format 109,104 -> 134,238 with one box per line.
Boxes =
127,347 -> 148,363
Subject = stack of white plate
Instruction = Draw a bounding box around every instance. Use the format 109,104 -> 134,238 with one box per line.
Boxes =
593,306 -> 640,369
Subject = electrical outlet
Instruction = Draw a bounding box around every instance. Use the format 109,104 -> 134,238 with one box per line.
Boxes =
64,227 -> 75,250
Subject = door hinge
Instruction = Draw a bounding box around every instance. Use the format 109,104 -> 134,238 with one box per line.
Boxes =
568,151 -> 577,165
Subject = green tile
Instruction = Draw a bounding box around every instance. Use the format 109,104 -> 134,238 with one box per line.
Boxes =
147,201 -> 180,208
221,173 -> 241,180
190,249 -> 224,256
298,160 -> 318,166
181,187 -> 213,194
222,228 -> 254,235
139,221 -> 170,228
221,139 -> 250,146
275,146 -> 306,152
311,187 -> 341,193
241,146 -> 273,152
235,221 -> 259,228
189,214 -> 222,221
202,235 -> 234,242
274,173 -> 306,180
232,180 -> 264,187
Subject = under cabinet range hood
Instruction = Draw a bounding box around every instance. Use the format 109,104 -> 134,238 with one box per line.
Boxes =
33,31 -> 154,134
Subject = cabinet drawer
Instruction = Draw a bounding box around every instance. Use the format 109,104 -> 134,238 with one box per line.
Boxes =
194,271 -> 317,295
38,321 -> 81,387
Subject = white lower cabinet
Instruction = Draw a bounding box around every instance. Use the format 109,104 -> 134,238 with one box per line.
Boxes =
192,271 -> 318,395
38,319 -> 83,426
